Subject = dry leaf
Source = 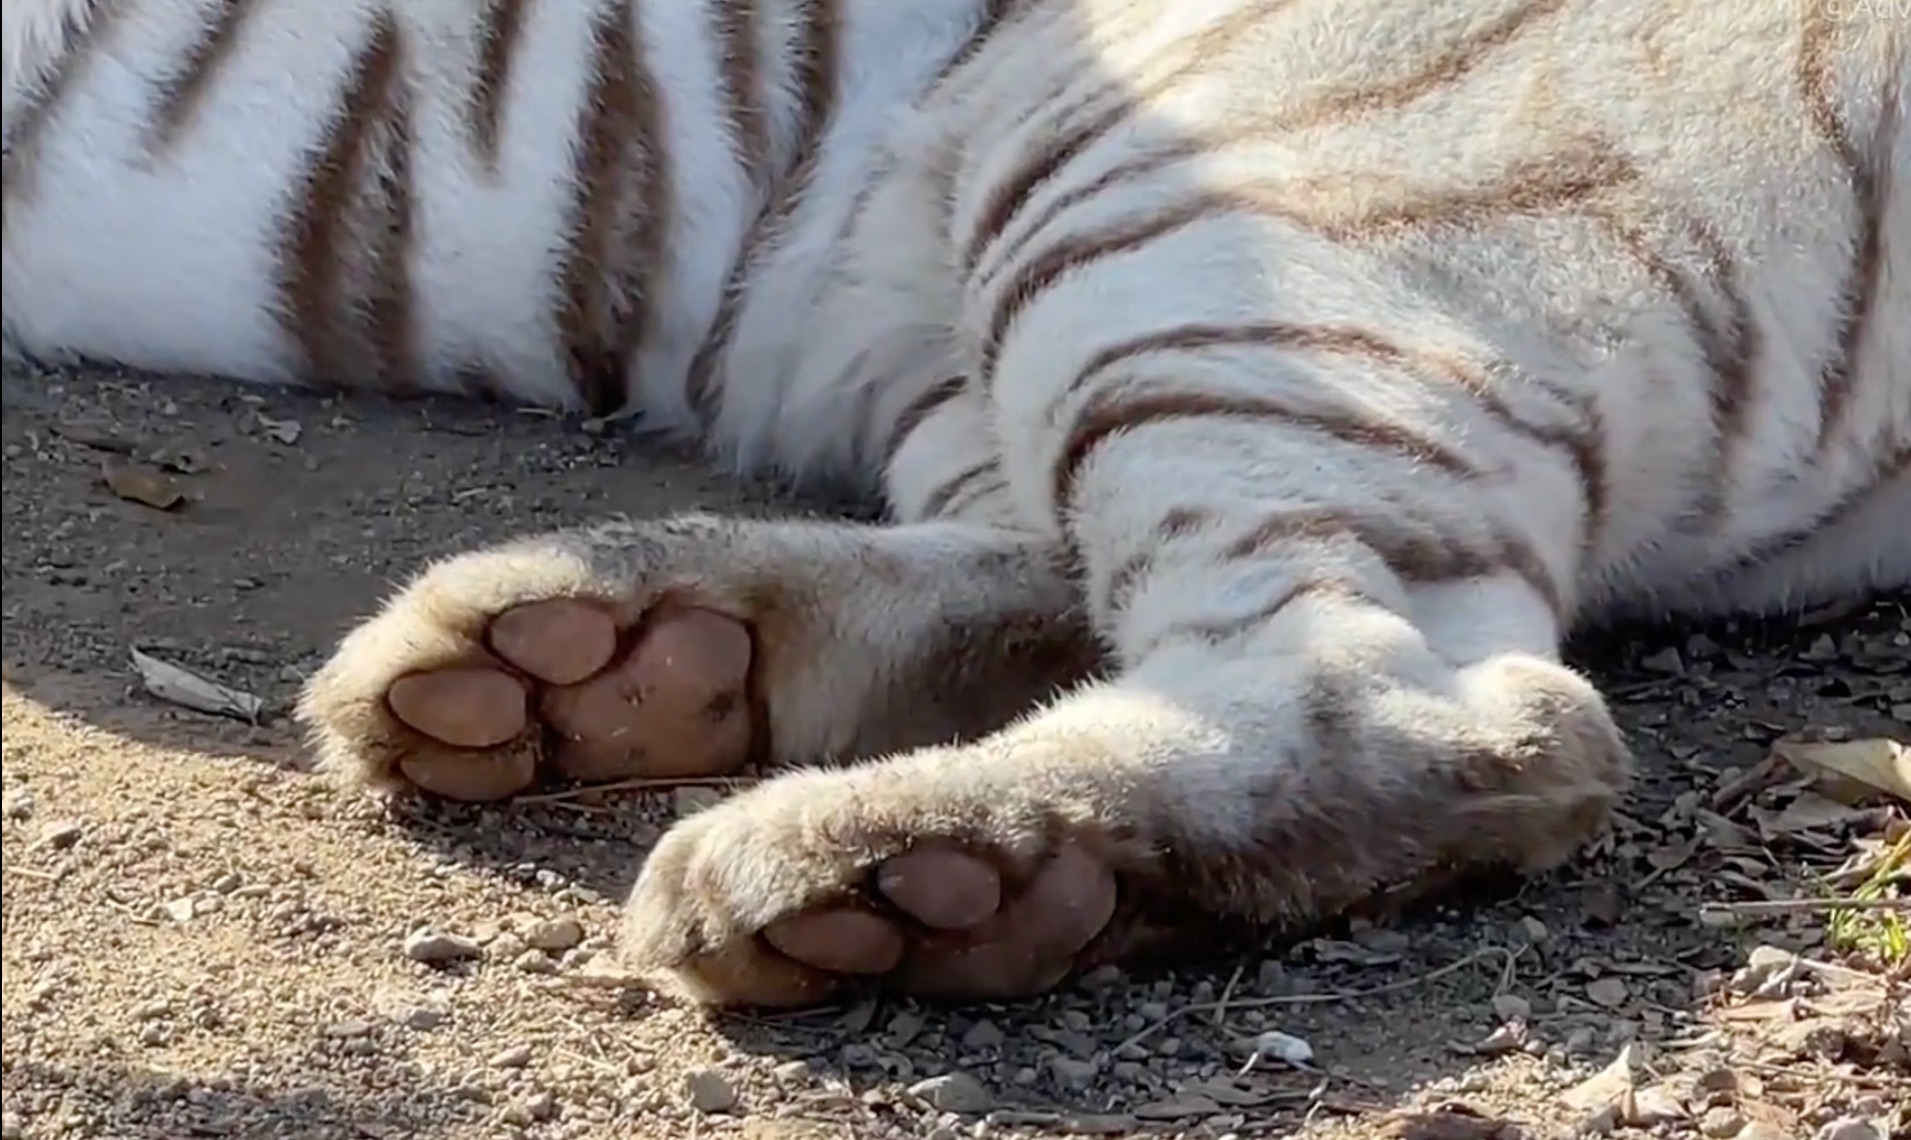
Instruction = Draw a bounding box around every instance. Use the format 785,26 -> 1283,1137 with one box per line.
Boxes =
101,460 -> 184,511
257,414 -> 302,444
129,649 -> 265,722
1133,1095 -> 1223,1121
1772,738 -> 1909,804
1750,792 -> 1869,839
1560,1042 -> 1646,1111
1386,1104 -> 1522,1140
1619,1084 -> 1686,1126
1645,841 -> 1695,871
1181,1078 -> 1287,1107
1694,809 -> 1754,849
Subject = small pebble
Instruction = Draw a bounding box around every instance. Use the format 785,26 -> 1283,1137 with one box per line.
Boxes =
36,820 -> 82,850
322,1020 -> 374,1038
962,1020 -> 1006,1051
525,916 -> 584,953
1584,977 -> 1630,1009
1049,1055 -> 1098,1090
513,948 -> 556,974
490,1043 -> 533,1069
683,1068 -> 737,1114
400,1007 -> 447,1030
504,1092 -> 556,1124
402,930 -> 481,964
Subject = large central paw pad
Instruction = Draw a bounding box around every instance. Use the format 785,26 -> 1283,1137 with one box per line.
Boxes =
305,593 -> 758,802
624,828 -> 1119,1006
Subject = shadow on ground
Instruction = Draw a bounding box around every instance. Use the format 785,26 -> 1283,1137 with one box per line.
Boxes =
2,1059 -> 480,1139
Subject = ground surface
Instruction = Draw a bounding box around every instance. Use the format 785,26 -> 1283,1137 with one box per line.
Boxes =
2,363 -> 1905,1140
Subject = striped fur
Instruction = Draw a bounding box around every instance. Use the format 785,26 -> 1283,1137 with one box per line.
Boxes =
8,0 -> 1907,1005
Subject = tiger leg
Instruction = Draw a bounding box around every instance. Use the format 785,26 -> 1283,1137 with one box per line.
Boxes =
296,405 -> 1100,803
1665,460 -> 1911,618
618,364 -> 1631,1009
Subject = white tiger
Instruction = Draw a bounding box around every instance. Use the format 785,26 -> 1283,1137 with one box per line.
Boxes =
4,0 -> 1905,1007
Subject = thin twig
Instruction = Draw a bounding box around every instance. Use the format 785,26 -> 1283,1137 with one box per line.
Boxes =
553,1047 -> 623,1077
1711,752 -> 1790,813
105,900 -> 161,927
544,799 -> 612,815
1736,1057 -> 1911,1092
513,775 -> 757,804
1211,963 -> 1245,1027
1702,897 -> 1909,916
1114,946 -> 1516,1055
554,970 -> 652,991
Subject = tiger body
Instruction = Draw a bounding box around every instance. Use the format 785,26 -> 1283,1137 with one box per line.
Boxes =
5,0 -> 1906,1007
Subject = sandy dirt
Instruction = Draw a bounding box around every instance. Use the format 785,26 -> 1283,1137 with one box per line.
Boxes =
3,362 -> 1905,1140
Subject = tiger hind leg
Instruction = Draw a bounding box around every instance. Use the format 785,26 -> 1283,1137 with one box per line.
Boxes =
617,385 -> 1633,1006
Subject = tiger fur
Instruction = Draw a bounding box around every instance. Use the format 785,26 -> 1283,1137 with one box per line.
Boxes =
3,0 -> 1906,1007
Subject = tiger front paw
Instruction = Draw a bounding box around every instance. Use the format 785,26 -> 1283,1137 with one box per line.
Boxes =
297,526 -> 760,801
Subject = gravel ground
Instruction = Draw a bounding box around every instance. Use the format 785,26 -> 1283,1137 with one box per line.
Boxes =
3,364 -> 1905,1140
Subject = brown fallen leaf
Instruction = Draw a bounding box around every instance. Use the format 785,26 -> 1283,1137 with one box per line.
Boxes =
1386,1103 -> 1523,1139
1750,791 -> 1871,840
1560,1042 -> 1646,1111
1182,1077 -> 1301,1109
1773,738 -> 1910,805
1132,1095 -> 1222,1121
100,459 -> 184,511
